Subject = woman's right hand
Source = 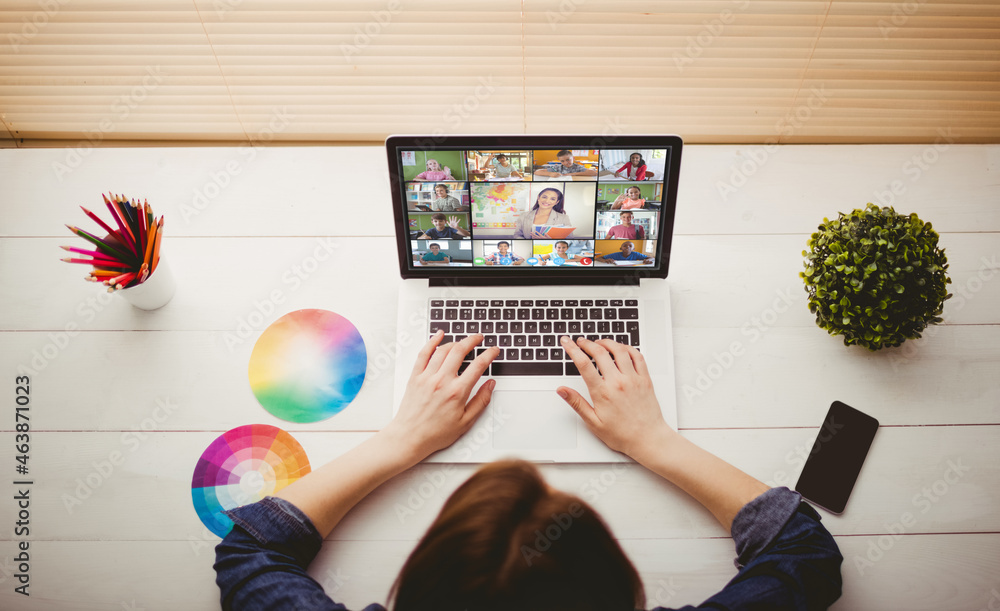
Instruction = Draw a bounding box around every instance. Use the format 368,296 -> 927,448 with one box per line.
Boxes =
386,332 -> 499,460
556,337 -> 676,458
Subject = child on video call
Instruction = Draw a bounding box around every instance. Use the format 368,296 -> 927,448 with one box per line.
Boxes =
430,184 -> 463,211
415,158 -> 454,181
417,242 -> 450,265
605,211 -> 645,240
485,153 -> 523,179
599,240 -> 652,264
610,186 -> 646,210
538,240 -> 584,265
614,152 -> 648,180
417,213 -> 470,240
484,241 -> 525,266
534,150 -> 597,178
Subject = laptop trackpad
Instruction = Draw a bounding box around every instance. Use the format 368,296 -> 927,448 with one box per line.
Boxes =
492,391 -> 578,450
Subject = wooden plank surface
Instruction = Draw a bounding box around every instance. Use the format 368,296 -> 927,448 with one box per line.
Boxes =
2,233 -> 997,332
1,145 -> 997,238
0,323 -> 996,430
0,144 -> 997,611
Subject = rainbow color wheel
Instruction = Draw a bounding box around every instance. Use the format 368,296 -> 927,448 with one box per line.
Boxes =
249,309 -> 367,423
191,424 -> 311,538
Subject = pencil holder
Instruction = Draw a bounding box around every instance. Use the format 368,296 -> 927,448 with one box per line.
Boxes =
116,258 -> 176,310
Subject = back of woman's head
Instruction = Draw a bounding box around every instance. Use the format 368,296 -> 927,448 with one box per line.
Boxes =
390,460 -> 644,611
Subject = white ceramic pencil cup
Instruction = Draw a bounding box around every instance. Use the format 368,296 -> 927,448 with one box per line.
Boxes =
116,259 -> 176,310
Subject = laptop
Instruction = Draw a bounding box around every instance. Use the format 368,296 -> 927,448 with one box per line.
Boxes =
388,135 -> 682,462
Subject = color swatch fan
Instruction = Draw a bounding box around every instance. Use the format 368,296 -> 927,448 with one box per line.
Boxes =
191,424 -> 311,538
249,309 -> 367,423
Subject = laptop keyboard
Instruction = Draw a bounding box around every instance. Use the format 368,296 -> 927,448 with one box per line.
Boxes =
428,299 -> 640,376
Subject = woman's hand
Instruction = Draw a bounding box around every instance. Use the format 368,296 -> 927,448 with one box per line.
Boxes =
556,337 -> 676,459
530,230 -> 548,238
382,332 -> 499,462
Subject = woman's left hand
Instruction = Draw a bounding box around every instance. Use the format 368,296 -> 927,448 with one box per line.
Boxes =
382,332 -> 499,461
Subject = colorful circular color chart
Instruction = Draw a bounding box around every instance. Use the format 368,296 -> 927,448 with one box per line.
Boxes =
249,309 -> 367,423
191,424 -> 311,538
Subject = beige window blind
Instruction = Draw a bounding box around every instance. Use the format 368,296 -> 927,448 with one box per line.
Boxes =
1,0 -> 998,146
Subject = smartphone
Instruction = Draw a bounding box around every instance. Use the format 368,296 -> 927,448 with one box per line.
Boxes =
794,401 -> 879,514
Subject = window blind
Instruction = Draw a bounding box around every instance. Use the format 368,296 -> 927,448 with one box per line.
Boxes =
1,0 -> 997,145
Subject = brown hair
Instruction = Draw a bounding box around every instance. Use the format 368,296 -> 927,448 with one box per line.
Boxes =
389,460 -> 644,611
431,213 -> 447,221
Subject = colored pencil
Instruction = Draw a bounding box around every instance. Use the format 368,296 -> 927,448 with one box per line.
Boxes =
119,195 -> 139,254
105,270 -> 137,287
135,199 -> 148,259
127,197 -> 143,257
62,249 -> 122,265
80,206 -> 123,242
61,245 -> 117,259
138,201 -> 148,257
103,194 -> 134,250
142,213 -> 158,268
130,201 -> 142,259
123,195 -> 138,230
65,225 -> 135,262
61,257 -> 131,268
150,216 -> 163,272
109,196 -> 138,253
66,194 -> 166,291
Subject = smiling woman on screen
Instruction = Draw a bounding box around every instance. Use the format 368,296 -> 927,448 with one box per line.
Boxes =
514,188 -> 574,239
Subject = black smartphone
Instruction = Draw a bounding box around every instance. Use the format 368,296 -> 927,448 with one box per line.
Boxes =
794,401 -> 879,514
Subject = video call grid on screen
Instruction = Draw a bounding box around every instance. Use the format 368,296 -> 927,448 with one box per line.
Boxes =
395,144 -> 673,272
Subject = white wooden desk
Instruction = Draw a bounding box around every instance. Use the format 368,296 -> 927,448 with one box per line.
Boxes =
0,144 -> 998,610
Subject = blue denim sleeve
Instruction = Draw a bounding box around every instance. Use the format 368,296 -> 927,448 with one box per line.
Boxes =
213,496 -> 387,611
651,487 -> 843,611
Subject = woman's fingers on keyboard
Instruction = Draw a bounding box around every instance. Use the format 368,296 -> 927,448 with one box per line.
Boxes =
559,336 -> 601,385
441,333 -> 484,374
625,343 -> 649,377
413,330 -> 445,376
424,333 -> 454,373
460,344 -> 499,385
576,337 -> 619,379
596,339 -> 635,375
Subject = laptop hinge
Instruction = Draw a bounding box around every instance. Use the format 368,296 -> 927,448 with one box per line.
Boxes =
429,276 -> 640,287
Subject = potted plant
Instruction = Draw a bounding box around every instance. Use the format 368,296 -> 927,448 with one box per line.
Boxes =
801,203 -> 952,350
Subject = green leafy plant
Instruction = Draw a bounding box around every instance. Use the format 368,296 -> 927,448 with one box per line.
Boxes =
801,204 -> 951,350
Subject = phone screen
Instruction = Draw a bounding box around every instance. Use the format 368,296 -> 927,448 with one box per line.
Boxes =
794,401 -> 879,514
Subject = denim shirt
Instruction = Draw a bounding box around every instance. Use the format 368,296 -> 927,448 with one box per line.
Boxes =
214,487 -> 842,610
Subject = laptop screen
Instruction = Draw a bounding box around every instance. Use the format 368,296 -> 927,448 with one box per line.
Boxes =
387,136 -> 681,282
